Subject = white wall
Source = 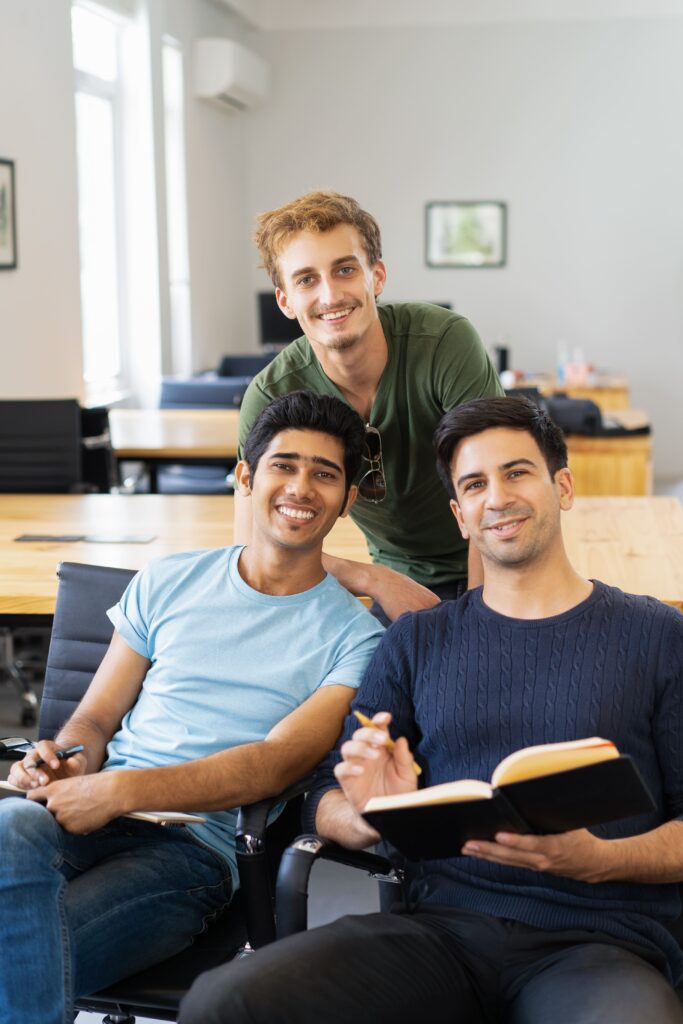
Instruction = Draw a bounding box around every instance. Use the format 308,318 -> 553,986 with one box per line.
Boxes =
0,0 -> 84,400
244,17 -> 683,477
2,4 -> 682,475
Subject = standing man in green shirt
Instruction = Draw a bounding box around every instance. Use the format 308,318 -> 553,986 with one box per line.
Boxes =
236,190 -> 503,623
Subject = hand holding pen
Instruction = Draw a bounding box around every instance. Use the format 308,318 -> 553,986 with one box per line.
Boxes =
25,744 -> 85,770
353,711 -> 422,776
334,710 -> 420,818
8,742 -> 86,790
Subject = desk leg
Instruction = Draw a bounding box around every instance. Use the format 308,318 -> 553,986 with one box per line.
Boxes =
148,462 -> 159,494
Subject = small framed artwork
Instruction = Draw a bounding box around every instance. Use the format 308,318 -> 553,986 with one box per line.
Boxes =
0,159 -> 17,270
426,201 -> 506,269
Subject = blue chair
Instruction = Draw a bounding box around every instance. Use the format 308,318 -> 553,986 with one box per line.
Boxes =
146,378 -> 248,494
217,353 -> 276,378
159,376 -> 251,410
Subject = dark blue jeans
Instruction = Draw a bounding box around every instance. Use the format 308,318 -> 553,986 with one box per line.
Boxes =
179,907 -> 683,1024
0,797 -> 233,1024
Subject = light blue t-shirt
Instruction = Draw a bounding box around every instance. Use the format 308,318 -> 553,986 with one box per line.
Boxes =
105,545 -> 383,885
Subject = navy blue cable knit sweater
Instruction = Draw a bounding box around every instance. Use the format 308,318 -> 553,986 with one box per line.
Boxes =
306,582 -> 683,982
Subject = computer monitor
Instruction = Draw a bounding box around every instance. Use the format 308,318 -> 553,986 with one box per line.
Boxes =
257,291 -> 303,347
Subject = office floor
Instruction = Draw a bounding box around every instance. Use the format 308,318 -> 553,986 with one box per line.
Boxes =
0,679 -> 379,1024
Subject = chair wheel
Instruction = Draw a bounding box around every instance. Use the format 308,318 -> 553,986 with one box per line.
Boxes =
20,708 -> 36,727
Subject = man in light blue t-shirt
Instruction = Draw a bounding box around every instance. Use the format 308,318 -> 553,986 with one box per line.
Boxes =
0,391 -> 383,1024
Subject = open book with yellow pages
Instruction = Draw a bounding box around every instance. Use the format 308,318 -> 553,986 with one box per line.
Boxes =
0,779 -> 206,826
361,737 -> 655,861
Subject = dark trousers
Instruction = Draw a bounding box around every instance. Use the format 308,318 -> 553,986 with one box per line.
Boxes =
179,907 -> 683,1024
370,578 -> 467,628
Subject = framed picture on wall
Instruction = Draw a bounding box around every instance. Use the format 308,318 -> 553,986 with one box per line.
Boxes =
426,201 -> 506,268
0,159 -> 17,270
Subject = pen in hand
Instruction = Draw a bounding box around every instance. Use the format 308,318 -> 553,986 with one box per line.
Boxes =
26,744 -> 85,770
353,711 -> 422,776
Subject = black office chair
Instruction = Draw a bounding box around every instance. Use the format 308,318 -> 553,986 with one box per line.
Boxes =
276,836 -> 402,940
81,405 -> 118,493
0,398 -> 92,723
1,560 -> 310,1023
0,398 -> 83,493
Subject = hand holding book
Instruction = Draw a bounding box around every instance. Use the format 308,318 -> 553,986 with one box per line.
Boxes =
460,822 -> 615,884
360,737 -> 655,861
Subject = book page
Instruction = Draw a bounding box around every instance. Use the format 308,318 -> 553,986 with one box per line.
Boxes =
364,779 -> 493,813
492,737 -> 619,788
127,810 -> 206,824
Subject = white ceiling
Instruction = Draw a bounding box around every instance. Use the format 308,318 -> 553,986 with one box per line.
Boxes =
214,0 -> 683,31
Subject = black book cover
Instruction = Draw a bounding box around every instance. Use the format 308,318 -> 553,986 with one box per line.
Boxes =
363,790 -> 527,861
500,756 -> 654,834
362,756 -> 655,862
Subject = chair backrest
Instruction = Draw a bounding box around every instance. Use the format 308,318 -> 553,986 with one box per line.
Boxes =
0,399 -> 82,492
504,387 -> 543,406
544,395 -> 603,436
217,353 -> 275,378
40,562 -> 136,739
160,377 -> 251,409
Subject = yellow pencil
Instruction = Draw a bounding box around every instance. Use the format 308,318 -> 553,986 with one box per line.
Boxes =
353,710 -> 422,776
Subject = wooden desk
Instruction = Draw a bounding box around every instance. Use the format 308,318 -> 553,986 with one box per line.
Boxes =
0,494 -> 233,616
562,497 -> 683,612
566,411 -> 652,497
0,493 -> 368,616
1,495 -> 681,616
109,409 -> 239,492
110,406 -> 651,498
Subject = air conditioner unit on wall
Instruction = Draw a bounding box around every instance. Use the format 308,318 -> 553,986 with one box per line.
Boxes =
194,38 -> 269,111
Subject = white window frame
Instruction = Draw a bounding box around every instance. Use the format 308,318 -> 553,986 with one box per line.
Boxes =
161,36 -> 193,380
72,1 -> 130,402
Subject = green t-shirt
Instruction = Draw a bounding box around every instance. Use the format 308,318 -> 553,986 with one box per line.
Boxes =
238,303 -> 503,586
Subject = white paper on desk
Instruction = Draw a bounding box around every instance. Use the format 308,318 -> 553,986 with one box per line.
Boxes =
0,781 -> 205,824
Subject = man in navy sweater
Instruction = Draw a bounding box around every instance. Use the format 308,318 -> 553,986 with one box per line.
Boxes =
180,396 -> 683,1024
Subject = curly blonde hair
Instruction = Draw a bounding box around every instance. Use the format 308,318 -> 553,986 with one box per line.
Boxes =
254,190 -> 383,290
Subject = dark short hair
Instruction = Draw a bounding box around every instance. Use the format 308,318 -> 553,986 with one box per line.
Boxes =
243,390 -> 365,500
434,396 -> 569,500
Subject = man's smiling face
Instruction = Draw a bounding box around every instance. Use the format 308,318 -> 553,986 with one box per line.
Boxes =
237,428 -> 354,552
274,224 -> 386,355
449,427 -> 574,568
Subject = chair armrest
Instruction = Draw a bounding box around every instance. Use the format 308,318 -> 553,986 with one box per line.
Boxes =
234,776 -> 315,950
235,775 -> 315,851
275,835 -> 402,940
